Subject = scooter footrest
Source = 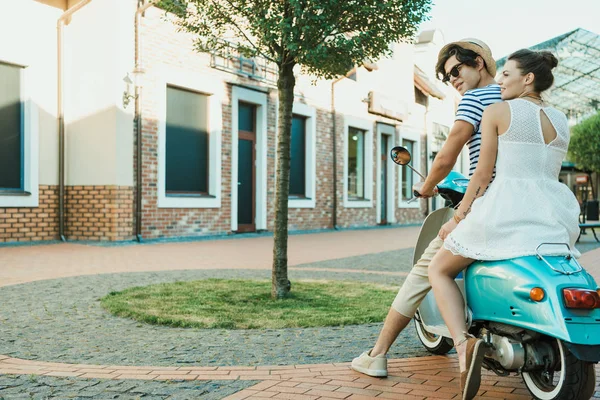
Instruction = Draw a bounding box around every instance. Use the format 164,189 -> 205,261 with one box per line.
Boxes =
482,358 -> 510,377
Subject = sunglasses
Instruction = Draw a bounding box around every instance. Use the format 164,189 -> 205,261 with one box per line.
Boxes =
442,63 -> 464,83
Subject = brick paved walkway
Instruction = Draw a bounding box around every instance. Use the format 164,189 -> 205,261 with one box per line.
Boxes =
0,227 -> 421,287
1,353 -> 598,399
0,227 -> 599,399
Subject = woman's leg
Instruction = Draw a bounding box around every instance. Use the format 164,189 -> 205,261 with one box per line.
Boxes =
428,247 -> 474,371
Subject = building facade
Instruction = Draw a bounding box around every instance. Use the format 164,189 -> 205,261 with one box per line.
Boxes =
0,0 -> 459,243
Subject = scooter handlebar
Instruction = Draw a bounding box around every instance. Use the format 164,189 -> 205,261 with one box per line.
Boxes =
408,187 -> 439,203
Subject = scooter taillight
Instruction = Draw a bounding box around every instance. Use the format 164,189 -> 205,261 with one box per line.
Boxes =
562,288 -> 600,309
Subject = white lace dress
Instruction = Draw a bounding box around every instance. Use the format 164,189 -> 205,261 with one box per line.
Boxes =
444,99 -> 581,260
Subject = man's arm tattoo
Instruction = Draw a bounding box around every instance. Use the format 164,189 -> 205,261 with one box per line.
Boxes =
461,186 -> 482,218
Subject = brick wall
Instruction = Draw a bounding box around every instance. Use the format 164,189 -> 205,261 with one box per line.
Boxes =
287,108 -> 335,231
65,186 -> 134,241
0,185 -> 135,243
0,186 -> 59,243
139,13 -> 272,239
1,5 -> 428,245
133,11 -> 425,240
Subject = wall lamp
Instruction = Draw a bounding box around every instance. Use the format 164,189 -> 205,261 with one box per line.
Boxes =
122,67 -> 145,108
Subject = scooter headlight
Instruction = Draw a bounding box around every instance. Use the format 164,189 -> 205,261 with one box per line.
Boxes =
562,288 -> 600,309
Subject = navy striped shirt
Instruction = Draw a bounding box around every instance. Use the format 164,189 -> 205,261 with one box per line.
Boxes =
455,84 -> 502,177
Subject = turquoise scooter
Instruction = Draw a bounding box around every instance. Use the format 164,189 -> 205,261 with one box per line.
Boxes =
391,146 -> 599,400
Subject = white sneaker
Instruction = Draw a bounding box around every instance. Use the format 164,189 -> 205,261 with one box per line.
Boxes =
351,350 -> 387,377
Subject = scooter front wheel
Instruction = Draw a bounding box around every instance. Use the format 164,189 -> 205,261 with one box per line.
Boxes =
522,339 -> 596,400
414,314 -> 454,355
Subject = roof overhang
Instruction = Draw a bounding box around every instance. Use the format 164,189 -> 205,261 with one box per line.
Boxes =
35,0 -> 67,10
414,66 -> 445,100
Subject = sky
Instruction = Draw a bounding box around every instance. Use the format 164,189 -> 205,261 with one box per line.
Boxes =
418,0 -> 600,60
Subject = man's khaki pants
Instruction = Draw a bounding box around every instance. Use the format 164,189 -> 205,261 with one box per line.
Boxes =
391,236 -> 444,318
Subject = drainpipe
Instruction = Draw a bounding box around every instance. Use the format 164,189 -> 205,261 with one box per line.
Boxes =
134,0 -> 156,242
330,76 -> 346,230
57,0 -> 92,242
423,103 -> 430,215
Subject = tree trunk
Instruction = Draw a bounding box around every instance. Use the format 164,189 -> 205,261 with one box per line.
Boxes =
272,62 -> 296,299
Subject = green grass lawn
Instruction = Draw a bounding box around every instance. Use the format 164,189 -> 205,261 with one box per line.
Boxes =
100,279 -> 397,329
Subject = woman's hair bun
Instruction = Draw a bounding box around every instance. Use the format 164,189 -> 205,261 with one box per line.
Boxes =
540,51 -> 558,70
508,49 -> 558,92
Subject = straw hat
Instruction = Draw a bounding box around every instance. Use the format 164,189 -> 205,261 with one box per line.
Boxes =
438,38 -> 496,77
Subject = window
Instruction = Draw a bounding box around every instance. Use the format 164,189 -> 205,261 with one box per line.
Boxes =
238,101 -> 255,131
414,86 -> 429,107
402,139 -> 415,201
165,86 -> 210,196
432,123 -> 449,147
289,115 -> 306,197
157,69 -> 223,209
343,117 -> 373,208
0,59 -> 37,208
348,127 -> 366,200
288,102 -> 316,209
398,128 -> 419,209
0,62 -> 23,190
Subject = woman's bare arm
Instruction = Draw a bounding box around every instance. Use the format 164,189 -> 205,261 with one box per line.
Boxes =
455,103 -> 504,219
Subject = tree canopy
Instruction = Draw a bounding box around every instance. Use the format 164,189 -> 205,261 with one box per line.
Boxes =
569,112 -> 600,172
158,0 -> 431,77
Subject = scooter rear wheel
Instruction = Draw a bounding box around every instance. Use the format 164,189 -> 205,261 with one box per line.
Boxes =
414,315 -> 454,355
522,339 -> 596,400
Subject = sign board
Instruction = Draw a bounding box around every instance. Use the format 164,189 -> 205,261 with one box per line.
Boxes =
576,175 -> 589,184
368,91 -> 407,122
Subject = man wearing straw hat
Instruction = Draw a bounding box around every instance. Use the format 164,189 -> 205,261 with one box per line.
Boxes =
352,38 -> 501,379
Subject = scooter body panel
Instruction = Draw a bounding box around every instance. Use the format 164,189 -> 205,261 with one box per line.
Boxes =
418,280 -> 464,338
466,257 -> 600,345
411,168 -> 600,352
412,207 -> 454,267
413,207 -> 455,337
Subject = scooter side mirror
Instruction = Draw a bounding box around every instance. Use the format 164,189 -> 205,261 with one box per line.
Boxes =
390,146 -> 411,166
390,145 -> 427,181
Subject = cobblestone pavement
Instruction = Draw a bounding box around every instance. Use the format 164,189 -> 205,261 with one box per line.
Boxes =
0,248 -> 427,399
0,231 -> 598,399
0,374 -> 255,400
0,268 -> 424,368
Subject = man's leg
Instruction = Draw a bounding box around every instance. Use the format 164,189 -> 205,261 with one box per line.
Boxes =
370,308 -> 411,356
351,236 -> 443,377
371,236 -> 444,356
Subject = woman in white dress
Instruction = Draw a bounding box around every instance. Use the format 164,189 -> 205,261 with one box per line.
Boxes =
428,49 -> 581,400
